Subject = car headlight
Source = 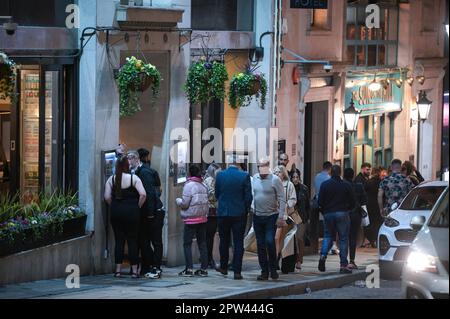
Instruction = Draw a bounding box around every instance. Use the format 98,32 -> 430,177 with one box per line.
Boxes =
406,251 -> 438,273
384,217 -> 400,227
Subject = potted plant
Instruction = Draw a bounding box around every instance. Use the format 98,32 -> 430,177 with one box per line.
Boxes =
228,66 -> 267,109
117,56 -> 161,117
0,51 -> 17,102
184,59 -> 228,105
0,191 -> 86,257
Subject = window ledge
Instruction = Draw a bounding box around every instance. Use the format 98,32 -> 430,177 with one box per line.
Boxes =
115,4 -> 184,29
306,29 -> 333,36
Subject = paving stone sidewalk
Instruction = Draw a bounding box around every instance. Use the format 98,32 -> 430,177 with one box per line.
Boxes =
0,248 -> 379,299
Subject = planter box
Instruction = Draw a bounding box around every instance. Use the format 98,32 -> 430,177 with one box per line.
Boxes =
0,215 -> 87,258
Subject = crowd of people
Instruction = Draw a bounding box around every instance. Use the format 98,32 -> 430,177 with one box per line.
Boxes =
104,144 -> 424,279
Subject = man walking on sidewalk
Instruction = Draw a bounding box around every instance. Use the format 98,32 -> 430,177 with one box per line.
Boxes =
215,155 -> 253,280
252,158 -> 287,281
318,165 -> 355,274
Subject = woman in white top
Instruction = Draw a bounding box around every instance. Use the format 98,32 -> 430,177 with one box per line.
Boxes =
273,165 -> 297,263
104,156 -> 146,278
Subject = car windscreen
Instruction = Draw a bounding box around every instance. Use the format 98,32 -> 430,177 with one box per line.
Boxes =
399,186 -> 446,211
428,191 -> 449,228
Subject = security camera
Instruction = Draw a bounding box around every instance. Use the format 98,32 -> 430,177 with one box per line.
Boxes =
323,64 -> 333,73
3,22 -> 18,36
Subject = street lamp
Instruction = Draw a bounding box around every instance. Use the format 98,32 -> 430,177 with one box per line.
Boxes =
343,98 -> 361,132
417,90 -> 432,122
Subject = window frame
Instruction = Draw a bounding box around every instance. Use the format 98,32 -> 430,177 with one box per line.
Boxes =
345,1 -> 399,69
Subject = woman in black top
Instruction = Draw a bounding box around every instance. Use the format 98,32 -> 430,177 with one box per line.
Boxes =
104,156 -> 146,278
343,168 -> 368,270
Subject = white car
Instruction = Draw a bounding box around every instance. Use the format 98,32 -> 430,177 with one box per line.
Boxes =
402,187 -> 449,299
378,181 -> 448,279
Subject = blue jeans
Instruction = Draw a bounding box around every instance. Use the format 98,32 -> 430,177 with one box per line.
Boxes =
253,214 -> 278,275
217,215 -> 247,274
183,223 -> 208,270
320,211 -> 350,267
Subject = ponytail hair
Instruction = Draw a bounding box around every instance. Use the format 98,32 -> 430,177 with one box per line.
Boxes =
114,156 -> 130,199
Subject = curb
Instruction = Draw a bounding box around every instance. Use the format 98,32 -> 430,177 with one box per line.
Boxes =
211,271 -> 368,299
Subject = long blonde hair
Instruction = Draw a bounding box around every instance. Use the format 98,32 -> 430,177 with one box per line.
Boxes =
273,165 -> 289,181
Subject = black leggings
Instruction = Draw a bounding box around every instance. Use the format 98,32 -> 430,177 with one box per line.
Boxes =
111,199 -> 140,265
349,211 -> 362,263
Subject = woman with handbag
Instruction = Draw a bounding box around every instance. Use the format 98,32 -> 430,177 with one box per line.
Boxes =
204,163 -> 221,269
290,168 -> 310,270
343,168 -> 368,270
273,166 -> 297,270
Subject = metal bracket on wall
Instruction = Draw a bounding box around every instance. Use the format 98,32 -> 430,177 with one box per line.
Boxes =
179,30 -> 193,52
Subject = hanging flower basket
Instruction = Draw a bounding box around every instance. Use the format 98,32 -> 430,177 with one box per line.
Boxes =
183,60 -> 228,105
0,51 -> 17,102
117,56 -> 161,117
228,71 -> 267,109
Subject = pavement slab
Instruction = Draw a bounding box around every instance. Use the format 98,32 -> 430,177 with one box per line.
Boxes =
0,248 -> 379,299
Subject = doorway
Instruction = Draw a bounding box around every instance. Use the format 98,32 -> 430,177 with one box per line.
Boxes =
0,63 -> 76,201
304,101 -> 329,196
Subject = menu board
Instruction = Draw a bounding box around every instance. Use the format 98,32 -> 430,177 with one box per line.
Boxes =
21,71 -> 40,198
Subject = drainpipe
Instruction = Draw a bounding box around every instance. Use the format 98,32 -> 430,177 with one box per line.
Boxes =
271,0 -> 280,128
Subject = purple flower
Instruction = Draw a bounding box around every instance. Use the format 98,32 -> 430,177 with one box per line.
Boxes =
204,62 -> 213,70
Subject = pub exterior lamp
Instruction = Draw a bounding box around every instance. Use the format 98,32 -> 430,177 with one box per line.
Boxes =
343,98 -> 361,132
417,90 -> 432,122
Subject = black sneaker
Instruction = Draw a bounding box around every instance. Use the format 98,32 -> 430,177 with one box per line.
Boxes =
318,257 -> 326,272
194,269 -> 208,277
145,267 -> 162,279
270,271 -> 279,280
215,267 -> 228,275
257,273 -> 269,281
340,266 -> 352,274
234,273 -> 243,280
178,269 -> 194,277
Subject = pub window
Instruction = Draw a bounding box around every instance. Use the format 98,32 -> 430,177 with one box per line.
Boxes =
346,0 -> 398,68
421,1 -> 437,32
191,0 -> 254,31
309,8 -> 331,31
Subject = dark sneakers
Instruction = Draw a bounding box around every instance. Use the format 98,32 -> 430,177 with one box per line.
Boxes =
318,257 -> 326,272
215,267 -> 228,276
257,273 -> 269,281
234,273 -> 243,280
270,271 -> 279,280
194,269 -> 208,277
179,269 -> 194,277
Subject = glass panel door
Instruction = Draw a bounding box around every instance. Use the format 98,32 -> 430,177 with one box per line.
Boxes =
18,66 -> 62,202
20,68 -> 40,202
44,70 -> 61,194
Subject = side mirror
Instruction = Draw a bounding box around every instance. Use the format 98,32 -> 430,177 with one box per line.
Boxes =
410,215 -> 426,231
391,202 -> 399,211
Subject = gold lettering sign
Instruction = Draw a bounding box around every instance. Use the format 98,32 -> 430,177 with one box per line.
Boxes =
352,83 -> 393,106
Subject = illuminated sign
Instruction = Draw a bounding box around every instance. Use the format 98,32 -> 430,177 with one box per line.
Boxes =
345,72 -> 403,116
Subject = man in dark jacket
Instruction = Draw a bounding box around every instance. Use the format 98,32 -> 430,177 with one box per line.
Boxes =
128,150 -> 161,278
215,155 -> 253,280
354,162 -> 371,188
318,165 -> 355,274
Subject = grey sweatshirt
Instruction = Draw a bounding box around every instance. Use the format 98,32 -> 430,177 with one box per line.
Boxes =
252,173 -> 287,219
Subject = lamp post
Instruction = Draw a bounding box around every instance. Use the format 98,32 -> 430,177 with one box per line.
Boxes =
416,90 -> 432,175
338,98 -> 361,169
343,98 -> 361,133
